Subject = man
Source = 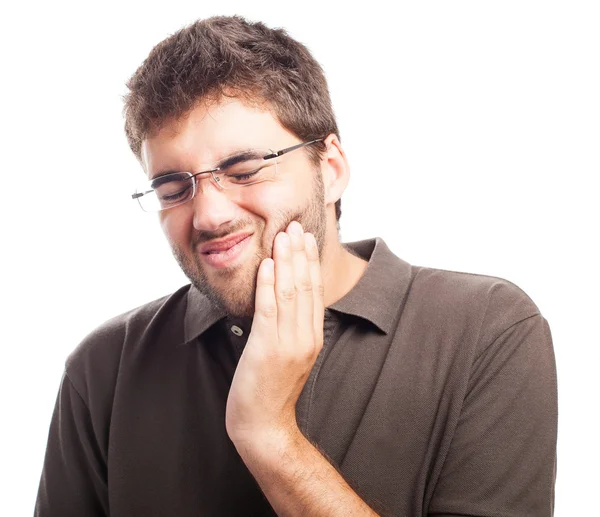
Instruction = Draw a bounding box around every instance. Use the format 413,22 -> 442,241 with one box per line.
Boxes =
35,15 -> 557,517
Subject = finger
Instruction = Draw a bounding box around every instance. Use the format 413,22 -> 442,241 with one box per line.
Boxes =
287,222 -> 314,344
251,258 -> 278,340
304,232 -> 325,351
273,231 -> 297,346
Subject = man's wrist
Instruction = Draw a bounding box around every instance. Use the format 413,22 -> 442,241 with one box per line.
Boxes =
230,423 -> 305,468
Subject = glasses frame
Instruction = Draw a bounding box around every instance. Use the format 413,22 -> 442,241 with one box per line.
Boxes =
131,138 -> 324,212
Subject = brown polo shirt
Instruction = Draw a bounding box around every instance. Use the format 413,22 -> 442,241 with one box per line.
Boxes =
35,238 -> 557,516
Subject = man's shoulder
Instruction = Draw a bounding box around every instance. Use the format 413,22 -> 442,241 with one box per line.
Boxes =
65,284 -> 192,398
412,264 -> 539,310
409,264 -> 542,347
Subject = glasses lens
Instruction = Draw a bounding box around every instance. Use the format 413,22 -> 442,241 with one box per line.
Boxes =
132,150 -> 280,212
216,150 -> 277,189
135,173 -> 194,212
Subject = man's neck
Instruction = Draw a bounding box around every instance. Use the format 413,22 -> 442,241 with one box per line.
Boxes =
320,240 -> 368,308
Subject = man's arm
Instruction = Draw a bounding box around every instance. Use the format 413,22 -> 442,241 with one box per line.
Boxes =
235,427 -> 379,516
428,312 -> 557,516
225,223 -> 379,516
35,372 -> 108,517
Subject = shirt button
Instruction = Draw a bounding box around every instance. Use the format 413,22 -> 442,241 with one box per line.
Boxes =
230,325 -> 244,337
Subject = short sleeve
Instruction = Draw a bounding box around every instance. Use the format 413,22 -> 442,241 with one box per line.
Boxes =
428,314 -> 557,517
34,372 -> 108,517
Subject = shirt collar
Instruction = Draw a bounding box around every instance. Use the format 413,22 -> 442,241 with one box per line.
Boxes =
182,237 -> 413,343
329,237 -> 413,334
183,286 -> 227,344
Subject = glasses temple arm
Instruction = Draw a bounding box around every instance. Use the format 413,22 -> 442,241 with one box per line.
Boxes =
132,190 -> 153,199
263,138 -> 324,160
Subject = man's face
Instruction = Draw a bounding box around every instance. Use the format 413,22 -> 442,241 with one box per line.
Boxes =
141,99 -> 327,317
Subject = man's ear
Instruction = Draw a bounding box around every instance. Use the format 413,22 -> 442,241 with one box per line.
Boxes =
320,133 -> 350,206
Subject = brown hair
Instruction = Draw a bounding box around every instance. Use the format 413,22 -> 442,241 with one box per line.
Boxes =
123,15 -> 342,222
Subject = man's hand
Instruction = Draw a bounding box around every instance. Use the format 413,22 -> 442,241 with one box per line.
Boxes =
223,221 -> 380,516
225,220 -> 324,446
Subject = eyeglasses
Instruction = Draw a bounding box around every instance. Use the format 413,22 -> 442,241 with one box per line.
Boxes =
131,139 -> 323,212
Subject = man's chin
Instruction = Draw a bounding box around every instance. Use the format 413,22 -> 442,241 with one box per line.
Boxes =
200,286 -> 255,317
189,272 -> 257,317
172,245 -> 258,317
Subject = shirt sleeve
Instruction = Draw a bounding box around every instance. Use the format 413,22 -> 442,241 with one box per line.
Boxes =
428,313 -> 558,517
35,371 -> 109,516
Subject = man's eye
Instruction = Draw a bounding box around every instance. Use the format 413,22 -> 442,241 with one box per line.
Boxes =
228,169 -> 261,181
161,187 -> 190,201
156,181 -> 193,204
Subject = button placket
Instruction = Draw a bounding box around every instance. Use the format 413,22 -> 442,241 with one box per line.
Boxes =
225,319 -> 249,358
296,309 -> 339,435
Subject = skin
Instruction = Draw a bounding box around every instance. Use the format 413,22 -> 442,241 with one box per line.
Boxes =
141,98 -> 377,515
141,98 -> 367,316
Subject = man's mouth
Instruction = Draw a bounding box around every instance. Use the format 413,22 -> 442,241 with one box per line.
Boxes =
197,233 -> 254,269
198,232 -> 253,254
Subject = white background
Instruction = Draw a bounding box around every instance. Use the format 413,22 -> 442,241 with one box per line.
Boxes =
1,1 -> 598,515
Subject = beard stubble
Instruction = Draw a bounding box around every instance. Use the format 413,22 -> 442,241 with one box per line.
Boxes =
171,172 -> 327,317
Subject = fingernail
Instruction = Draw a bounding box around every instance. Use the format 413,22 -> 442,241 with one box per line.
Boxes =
289,221 -> 303,235
263,258 -> 274,273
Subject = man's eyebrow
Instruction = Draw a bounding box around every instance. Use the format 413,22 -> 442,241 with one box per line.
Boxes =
148,149 -> 267,180
217,149 -> 266,169
149,173 -> 185,187
149,170 -> 184,181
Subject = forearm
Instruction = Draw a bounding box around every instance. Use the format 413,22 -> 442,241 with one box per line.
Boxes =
233,427 -> 379,517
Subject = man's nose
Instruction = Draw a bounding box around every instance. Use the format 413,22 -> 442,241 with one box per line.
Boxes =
191,177 -> 237,232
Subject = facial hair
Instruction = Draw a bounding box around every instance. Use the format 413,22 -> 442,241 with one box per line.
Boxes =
170,171 -> 327,317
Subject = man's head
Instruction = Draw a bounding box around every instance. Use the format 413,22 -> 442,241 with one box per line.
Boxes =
124,16 -> 348,316
124,15 -> 341,220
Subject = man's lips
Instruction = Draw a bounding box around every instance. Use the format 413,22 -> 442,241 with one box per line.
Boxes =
198,232 -> 254,254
